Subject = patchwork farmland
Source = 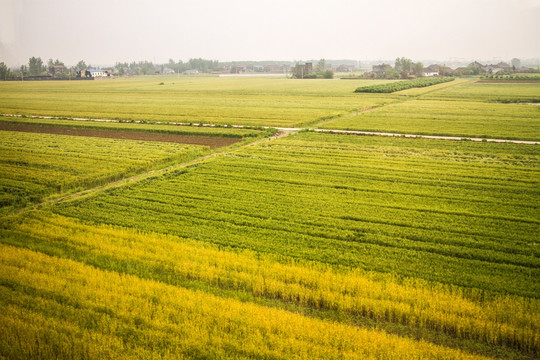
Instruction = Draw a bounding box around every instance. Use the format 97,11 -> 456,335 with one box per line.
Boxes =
0,76 -> 539,359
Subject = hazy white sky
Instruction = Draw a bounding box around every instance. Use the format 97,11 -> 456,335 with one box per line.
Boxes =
1,0 -> 539,66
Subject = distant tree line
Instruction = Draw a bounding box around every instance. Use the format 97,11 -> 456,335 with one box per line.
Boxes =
167,58 -> 221,74
2,56 -> 537,81
0,56 -> 224,80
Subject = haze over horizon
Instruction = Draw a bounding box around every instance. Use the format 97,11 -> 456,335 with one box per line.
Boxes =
1,0 -> 539,67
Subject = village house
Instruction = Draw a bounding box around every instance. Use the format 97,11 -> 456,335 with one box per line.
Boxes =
423,64 -> 440,77
83,69 -> 109,78
162,67 -> 176,75
371,64 -> 390,76
49,65 -> 66,76
336,64 -> 355,72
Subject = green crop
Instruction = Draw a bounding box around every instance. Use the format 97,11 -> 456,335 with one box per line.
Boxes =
355,77 -> 455,93
0,130 -> 207,213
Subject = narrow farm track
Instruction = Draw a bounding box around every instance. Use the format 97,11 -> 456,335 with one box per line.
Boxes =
3,112 -> 539,145
17,129 -> 294,214
307,105 -> 382,128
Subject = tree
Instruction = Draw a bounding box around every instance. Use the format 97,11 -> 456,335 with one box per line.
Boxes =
316,59 -> 326,73
115,62 -> 129,76
412,62 -> 424,77
511,58 -> 520,69
395,57 -> 412,72
322,70 -> 334,79
384,66 -> 399,79
74,60 -> 87,73
28,56 -> 44,76
0,62 -> 11,80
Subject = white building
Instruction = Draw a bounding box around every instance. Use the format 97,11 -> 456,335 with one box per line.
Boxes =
87,69 -> 109,77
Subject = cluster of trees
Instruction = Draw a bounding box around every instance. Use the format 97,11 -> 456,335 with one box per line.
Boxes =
169,58 -> 220,73
292,59 -> 334,79
0,62 -> 11,80
114,61 -> 156,76
368,57 -> 424,79
0,57 -> 89,80
394,57 -> 424,78
113,58 -> 221,76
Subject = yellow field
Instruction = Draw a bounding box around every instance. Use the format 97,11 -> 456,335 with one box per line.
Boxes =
0,77 -> 395,127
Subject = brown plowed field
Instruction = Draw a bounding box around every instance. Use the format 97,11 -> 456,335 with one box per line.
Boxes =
0,123 -> 242,149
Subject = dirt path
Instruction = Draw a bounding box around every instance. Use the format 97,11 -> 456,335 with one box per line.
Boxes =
310,129 -> 540,145
20,129 -> 293,213
312,106 -> 381,128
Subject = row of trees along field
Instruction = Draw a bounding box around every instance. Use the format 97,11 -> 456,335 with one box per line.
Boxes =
0,58 -> 88,79
0,57 -> 222,79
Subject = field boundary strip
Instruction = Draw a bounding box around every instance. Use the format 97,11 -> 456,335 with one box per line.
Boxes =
310,129 -> 540,145
2,113 -> 538,145
0,113 -> 255,129
0,123 -> 241,149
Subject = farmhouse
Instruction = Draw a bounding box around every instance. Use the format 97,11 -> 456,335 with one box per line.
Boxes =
49,65 -> 66,76
423,64 -> 440,77
84,69 -> 109,78
372,64 -> 391,76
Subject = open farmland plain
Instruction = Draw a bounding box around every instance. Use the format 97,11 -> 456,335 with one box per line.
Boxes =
0,76 -> 539,359
0,77 -> 397,127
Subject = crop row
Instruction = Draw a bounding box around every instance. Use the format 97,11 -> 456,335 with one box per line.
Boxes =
354,78 -> 455,93
54,133 -> 540,298
0,130 -> 207,212
320,99 -> 540,140
422,81 -> 540,103
0,242 -> 495,360
2,211 -> 537,357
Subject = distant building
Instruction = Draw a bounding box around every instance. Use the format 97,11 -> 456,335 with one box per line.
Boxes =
264,64 -> 282,73
103,67 -> 117,75
162,67 -> 176,75
372,64 -> 391,76
49,65 -> 66,76
84,69 -> 109,78
292,62 -> 312,78
336,64 -> 354,72
484,65 -> 504,74
184,69 -> 199,75
423,64 -> 440,77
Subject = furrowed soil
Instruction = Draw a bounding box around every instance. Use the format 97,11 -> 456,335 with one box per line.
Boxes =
0,123 -> 241,148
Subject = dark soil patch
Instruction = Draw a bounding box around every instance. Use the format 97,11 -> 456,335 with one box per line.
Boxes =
0,123 -> 241,149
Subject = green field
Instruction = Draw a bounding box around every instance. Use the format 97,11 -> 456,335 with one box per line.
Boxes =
0,76 -> 539,359
0,130 -> 208,213
422,81 -> 540,102
321,99 -> 540,140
